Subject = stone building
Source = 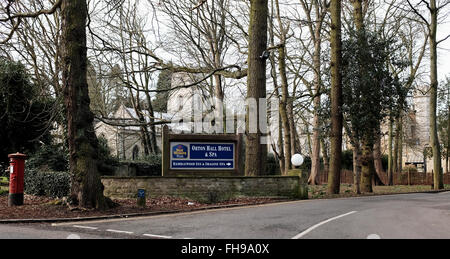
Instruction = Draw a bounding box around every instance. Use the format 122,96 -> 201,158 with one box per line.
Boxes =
94,72 -> 198,160
94,104 -> 170,160
94,71 -> 306,160
380,91 -> 446,173
401,93 -> 430,172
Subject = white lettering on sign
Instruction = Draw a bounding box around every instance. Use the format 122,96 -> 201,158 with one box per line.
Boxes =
218,146 -> 232,151
191,145 -> 206,151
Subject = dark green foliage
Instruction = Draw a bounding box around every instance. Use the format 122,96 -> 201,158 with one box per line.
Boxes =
265,153 -> 281,175
0,165 -> 7,178
127,161 -> 162,177
437,77 -> 449,161
96,136 -> 120,175
153,69 -> 173,113
0,58 -> 54,168
0,176 -> 8,195
97,135 -> 116,163
124,153 -> 161,176
140,153 -> 162,165
381,154 -> 389,171
341,32 -> 400,142
341,150 -> 354,170
24,167 -> 71,198
337,150 -> 388,171
27,143 -> 69,172
99,153 -> 162,177
299,156 -> 311,172
265,154 -> 310,175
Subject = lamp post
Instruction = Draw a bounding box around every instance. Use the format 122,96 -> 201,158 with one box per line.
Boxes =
288,154 -> 308,199
291,154 -> 304,168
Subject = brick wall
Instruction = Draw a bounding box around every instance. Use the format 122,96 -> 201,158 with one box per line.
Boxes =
101,176 -> 301,202
317,170 -> 450,185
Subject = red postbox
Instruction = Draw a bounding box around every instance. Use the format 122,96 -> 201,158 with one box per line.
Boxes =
8,152 -> 27,206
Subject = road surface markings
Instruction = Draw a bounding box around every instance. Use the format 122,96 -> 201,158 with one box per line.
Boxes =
70,225 -> 180,239
367,234 -> 381,239
51,199 -> 312,226
72,225 -> 98,230
142,233 -> 173,239
291,211 -> 358,239
106,229 -> 134,235
67,234 -> 81,239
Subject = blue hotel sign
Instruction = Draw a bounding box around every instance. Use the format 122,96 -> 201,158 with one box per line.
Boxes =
170,142 -> 235,170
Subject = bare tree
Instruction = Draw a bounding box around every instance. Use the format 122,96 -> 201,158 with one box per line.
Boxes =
296,0 -> 329,184
406,0 -> 450,189
327,0 -> 343,194
245,0 -> 268,176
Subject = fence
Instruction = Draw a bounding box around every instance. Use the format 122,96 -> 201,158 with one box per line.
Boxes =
317,170 -> 450,185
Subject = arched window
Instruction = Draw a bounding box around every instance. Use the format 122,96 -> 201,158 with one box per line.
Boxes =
178,95 -> 184,111
132,145 -> 139,160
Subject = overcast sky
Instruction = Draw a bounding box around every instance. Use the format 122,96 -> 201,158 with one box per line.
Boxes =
437,23 -> 450,81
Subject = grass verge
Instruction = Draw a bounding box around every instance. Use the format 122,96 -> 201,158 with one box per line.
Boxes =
0,176 -> 8,195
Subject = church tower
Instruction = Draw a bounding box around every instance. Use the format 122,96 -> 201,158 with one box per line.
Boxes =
403,91 -> 431,172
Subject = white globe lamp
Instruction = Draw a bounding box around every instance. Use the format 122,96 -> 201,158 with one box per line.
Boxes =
291,154 -> 304,168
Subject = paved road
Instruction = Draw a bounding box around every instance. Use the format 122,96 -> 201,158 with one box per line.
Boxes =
2,191 -> 450,239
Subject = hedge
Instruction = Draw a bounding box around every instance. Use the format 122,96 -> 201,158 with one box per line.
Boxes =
24,168 -> 71,198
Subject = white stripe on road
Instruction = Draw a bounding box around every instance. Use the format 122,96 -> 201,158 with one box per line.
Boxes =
67,234 -> 81,239
367,233 -> 381,239
72,225 -> 98,230
106,229 -> 134,234
142,233 -> 173,239
291,211 -> 357,239
72,225 -> 175,239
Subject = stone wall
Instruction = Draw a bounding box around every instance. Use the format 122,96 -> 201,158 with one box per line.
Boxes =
101,176 -> 301,203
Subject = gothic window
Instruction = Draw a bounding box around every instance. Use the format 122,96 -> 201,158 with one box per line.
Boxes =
132,145 -> 139,160
410,125 -> 416,139
178,95 -> 183,111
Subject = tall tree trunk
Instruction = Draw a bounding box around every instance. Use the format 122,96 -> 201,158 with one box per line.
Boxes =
321,138 -> 329,173
351,0 -> 375,192
144,91 -> 159,154
343,119 -> 360,193
327,0 -> 343,194
287,100 -> 300,155
397,115 -> 403,173
393,115 -> 399,174
274,0 -> 291,174
277,112 -> 286,173
309,95 -> 321,184
278,45 -> 292,174
268,3 -> 285,173
309,33 -> 322,184
245,0 -> 268,176
429,0 -> 443,189
62,0 -> 109,209
446,102 -> 449,174
213,74 -> 225,133
373,133 -> 385,185
360,136 -> 374,193
353,145 -> 361,194
387,116 -> 394,185
300,0 -> 325,185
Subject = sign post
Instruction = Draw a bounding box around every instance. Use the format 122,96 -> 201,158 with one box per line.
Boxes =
162,125 -> 243,176
137,189 -> 146,207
